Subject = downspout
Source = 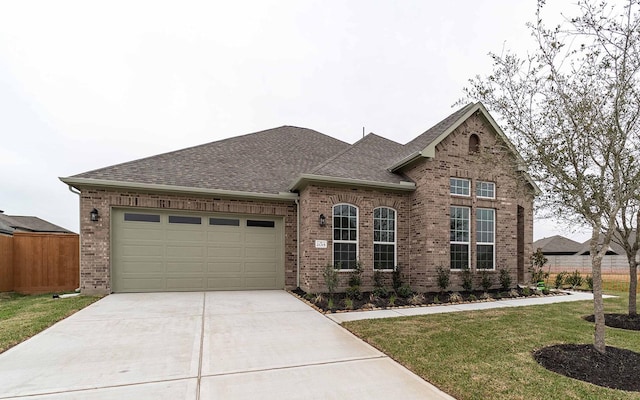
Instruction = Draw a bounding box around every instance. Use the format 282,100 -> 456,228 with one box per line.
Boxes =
295,198 -> 300,288
67,185 -> 81,292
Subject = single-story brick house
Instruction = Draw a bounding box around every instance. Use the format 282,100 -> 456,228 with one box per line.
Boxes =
61,102 -> 538,295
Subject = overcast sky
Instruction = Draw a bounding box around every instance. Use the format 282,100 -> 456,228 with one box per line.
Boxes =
0,0 -> 591,241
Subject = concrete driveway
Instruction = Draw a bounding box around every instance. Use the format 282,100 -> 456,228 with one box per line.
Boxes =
0,291 -> 454,399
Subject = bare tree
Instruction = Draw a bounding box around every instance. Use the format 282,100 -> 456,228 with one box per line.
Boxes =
462,0 -> 640,353
611,200 -> 640,315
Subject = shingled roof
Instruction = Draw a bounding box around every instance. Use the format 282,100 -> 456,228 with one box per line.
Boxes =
533,235 -> 583,255
62,102 -> 534,197
0,213 -> 73,233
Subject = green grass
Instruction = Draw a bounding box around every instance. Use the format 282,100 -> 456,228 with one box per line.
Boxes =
344,291 -> 640,400
0,292 -> 100,353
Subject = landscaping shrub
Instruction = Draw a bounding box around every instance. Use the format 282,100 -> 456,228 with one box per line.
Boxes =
529,248 -> 549,284
345,286 -> 362,300
499,267 -> 512,291
348,260 -> 363,287
462,268 -> 474,292
566,270 -> 583,289
586,275 -> 593,290
392,268 -> 402,290
554,271 -> 567,289
449,292 -> 463,302
396,284 -> 413,298
436,265 -> 450,292
480,270 -> 493,292
322,264 -> 339,298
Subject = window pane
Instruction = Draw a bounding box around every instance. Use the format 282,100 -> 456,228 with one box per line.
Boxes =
124,213 -> 160,223
168,216 -> 201,224
450,244 -> 469,269
477,245 -> 494,269
247,220 -> 275,228
476,181 -> 495,198
450,178 -> 470,196
209,218 -> 240,226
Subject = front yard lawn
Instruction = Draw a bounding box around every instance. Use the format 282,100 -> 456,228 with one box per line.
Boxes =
344,291 -> 639,400
0,292 -> 100,353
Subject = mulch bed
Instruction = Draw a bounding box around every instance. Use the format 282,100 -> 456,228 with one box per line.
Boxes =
583,313 -> 640,331
291,287 -> 567,313
534,344 -> 640,392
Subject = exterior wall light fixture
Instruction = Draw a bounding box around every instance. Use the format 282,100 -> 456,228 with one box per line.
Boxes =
90,208 -> 100,222
319,214 -> 326,227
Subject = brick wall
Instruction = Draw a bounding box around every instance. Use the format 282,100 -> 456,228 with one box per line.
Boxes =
79,188 -> 297,295
403,112 -> 534,291
298,185 -> 410,293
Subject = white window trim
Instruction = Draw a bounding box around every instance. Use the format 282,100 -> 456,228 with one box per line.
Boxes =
450,206 -> 471,270
332,203 -> 359,271
450,177 -> 471,197
476,181 -> 496,199
373,206 -> 397,271
476,208 -> 496,270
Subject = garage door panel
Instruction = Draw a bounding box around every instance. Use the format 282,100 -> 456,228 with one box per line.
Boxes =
166,230 -> 205,242
244,247 -> 277,258
166,277 -> 206,290
245,276 -> 278,289
121,244 -> 164,257
166,262 -> 205,273
120,228 -> 165,241
119,261 -> 164,273
207,262 -> 242,273
207,246 -> 243,258
245,261 -> 277,273
166,245 -> 205,258
112,209 -> 283,292
206,277 -> 244,290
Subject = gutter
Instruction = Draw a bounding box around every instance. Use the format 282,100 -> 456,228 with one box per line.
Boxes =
289,173 -> 416,192
295,199 -> 300,288
60,177 -> 300,202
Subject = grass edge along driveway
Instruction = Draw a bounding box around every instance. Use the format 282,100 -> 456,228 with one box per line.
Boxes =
344,291 -> 639,400
0,292 -> 100,354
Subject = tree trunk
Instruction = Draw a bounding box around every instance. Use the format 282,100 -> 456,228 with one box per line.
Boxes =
591,235 -> 606,354
630,259 -> 638,316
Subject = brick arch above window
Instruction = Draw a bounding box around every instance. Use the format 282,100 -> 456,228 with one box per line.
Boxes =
371,198 -> 404,210
328,194 -> 364,207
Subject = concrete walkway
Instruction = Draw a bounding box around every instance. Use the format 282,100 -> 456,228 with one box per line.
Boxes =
0,291 -> 454,400
327,290 -> 601,323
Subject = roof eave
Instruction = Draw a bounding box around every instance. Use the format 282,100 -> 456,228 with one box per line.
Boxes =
60,177 -> 300,201
289,174 -> 416,192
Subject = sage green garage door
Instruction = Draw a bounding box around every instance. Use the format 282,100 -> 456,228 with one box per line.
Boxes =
111,209 -> 284,292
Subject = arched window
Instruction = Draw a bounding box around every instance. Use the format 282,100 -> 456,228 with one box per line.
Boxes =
333,204 -> 358,269
469,134 -> 480,153
373,207 -> 396,270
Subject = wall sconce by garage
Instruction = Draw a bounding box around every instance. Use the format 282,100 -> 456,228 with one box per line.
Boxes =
319,213 -> 326,227
90,208 -> 100,222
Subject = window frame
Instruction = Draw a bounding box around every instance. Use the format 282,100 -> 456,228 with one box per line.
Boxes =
450,178 -> 471,197
450,206 -> 471,270
476,181 -> 496,199
373,207 -> 397,271
332,203 -> 359,270
476,208 -> 496,270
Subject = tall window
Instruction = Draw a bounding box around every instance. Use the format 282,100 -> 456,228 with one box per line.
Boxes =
373,207 -> 396,270
476,208 -> 495,269
333,204 -> 358,269
450,206 -> 470,269
450,178 -> 470,196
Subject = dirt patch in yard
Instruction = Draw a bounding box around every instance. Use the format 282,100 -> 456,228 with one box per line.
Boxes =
533,344 -> 640,392
583,313 -> 640,331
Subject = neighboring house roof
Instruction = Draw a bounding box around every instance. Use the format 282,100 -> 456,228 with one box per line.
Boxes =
534,235 -> 583,255
0,219 -> 14,235
61,102 -> 539,198
0,214 -> 73,233
577,236 -> 626,256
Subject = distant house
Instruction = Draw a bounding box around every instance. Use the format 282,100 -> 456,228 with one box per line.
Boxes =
61,102 -> 540,295
534,234 -> 636,274
0,211 -> 74,235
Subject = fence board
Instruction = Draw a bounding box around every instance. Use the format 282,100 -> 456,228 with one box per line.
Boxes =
12,232 -> 79,294
0,235 -> 14,291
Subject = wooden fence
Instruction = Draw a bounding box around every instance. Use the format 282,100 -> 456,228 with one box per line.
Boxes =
0,232 -> 79,294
